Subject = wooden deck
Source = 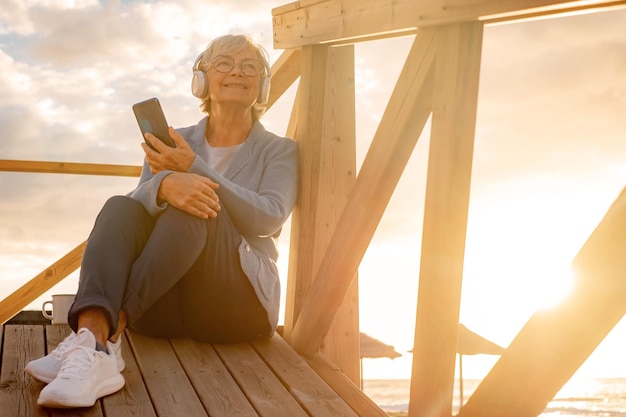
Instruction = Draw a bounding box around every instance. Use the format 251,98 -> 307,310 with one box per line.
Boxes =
0,321 -> 389,417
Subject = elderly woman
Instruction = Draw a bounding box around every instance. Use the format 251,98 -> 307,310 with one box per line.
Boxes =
25,34 -> 298,408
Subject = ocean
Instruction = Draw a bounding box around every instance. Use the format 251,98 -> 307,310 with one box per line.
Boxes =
363,378 -> 626,416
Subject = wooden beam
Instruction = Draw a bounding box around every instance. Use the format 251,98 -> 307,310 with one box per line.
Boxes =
0,241 -> 86,325
283,44 -> 360,383
272,0 -> 626,48
0,160 -> 141,177
458,186 -> 626,417
316,45 -> 360,384
284,44 -> 332,340
285,83 -> 301,139
290,28 -> 437,356
408,21 -> 484,417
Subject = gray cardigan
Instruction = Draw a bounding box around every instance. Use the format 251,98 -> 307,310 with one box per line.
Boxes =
127,116 -> 298,333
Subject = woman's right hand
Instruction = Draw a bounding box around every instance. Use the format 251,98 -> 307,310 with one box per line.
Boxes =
158,172 -> 221,219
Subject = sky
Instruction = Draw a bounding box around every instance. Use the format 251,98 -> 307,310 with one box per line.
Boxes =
1,0 -> 626,384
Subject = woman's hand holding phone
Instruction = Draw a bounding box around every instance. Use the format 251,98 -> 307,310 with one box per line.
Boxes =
142,127 -> 196,174
133,97 -> 218,218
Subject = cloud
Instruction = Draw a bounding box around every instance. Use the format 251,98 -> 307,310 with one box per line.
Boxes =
25,2 -> 193,67
474,9 -> 626,184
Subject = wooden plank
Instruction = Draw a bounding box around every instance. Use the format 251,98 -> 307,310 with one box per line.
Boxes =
290,27 -> 437,356
213,342 -> 308,417
271,0 -> 330,16
50,404 -> 103,416
44,325 -> 72,355
170,338 -> 258,417
459,187 -> 626,417
305,353 -> 389,417
0,325 -> 47,417
0,241 -> 87,326
485,0 -> 626,24
126,330 -> 208,417
409,21 -> 484,417
0,160 -> 141,177
252,334 -> 358,417
272,0 -> 626,48
101,330 -> 156,417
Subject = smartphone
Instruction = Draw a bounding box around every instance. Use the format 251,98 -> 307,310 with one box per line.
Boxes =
132,98 -> 176,150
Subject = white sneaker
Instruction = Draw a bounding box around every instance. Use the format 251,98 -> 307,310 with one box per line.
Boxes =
25,330 -> 125,384
25,331 -> 78,384
37,328 -> 125,408
107,336 -> 126,373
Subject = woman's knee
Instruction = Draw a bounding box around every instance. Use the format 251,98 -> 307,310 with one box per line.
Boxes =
90,196 -> 153,240
97,196 -> 147,224
102,195 -> 144,215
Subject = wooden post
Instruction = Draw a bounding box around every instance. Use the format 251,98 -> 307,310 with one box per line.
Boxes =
284,44 -> 331,338
316,46 -> 360,384
409,22 -> 484,417
283,44 -> 360,381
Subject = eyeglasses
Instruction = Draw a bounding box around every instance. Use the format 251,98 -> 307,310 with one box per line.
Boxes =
210,55 -> 262,77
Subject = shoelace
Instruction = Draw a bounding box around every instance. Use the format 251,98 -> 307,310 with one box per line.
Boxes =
57,345 -> 97,380
51,333 -> 78,359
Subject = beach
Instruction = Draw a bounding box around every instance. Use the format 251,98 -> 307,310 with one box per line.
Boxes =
363,378 -> 626,416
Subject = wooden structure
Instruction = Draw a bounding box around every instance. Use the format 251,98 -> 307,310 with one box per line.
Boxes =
1,1 -> 626,416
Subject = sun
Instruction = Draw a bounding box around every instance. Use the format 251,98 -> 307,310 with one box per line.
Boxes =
524,262 -> 576,311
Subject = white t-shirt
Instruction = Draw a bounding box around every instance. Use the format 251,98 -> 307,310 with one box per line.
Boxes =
198,140 -> 244,174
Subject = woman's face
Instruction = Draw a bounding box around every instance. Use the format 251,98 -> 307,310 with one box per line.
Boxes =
207,46 -> 261,110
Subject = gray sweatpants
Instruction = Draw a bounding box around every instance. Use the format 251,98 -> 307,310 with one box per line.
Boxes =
68,195 -> 270,343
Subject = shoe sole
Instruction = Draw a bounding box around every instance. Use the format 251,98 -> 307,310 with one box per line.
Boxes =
37,373 -> 125,408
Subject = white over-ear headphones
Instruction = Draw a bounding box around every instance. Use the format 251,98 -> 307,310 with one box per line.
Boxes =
191,52 -> 271,105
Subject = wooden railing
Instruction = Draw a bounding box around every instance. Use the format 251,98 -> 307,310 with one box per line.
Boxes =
0,160 -> 142,177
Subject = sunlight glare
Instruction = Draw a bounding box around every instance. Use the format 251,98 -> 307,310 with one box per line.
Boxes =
530,263 -> 576,311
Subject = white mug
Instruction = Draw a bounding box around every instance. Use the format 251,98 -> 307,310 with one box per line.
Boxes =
42,294 -> 75,325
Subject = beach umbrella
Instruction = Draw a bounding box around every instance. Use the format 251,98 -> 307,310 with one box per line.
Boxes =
457,324 -> 505,355
360,332 -> 402,359
456,324 -> 505,405
359,332 -> 402,388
